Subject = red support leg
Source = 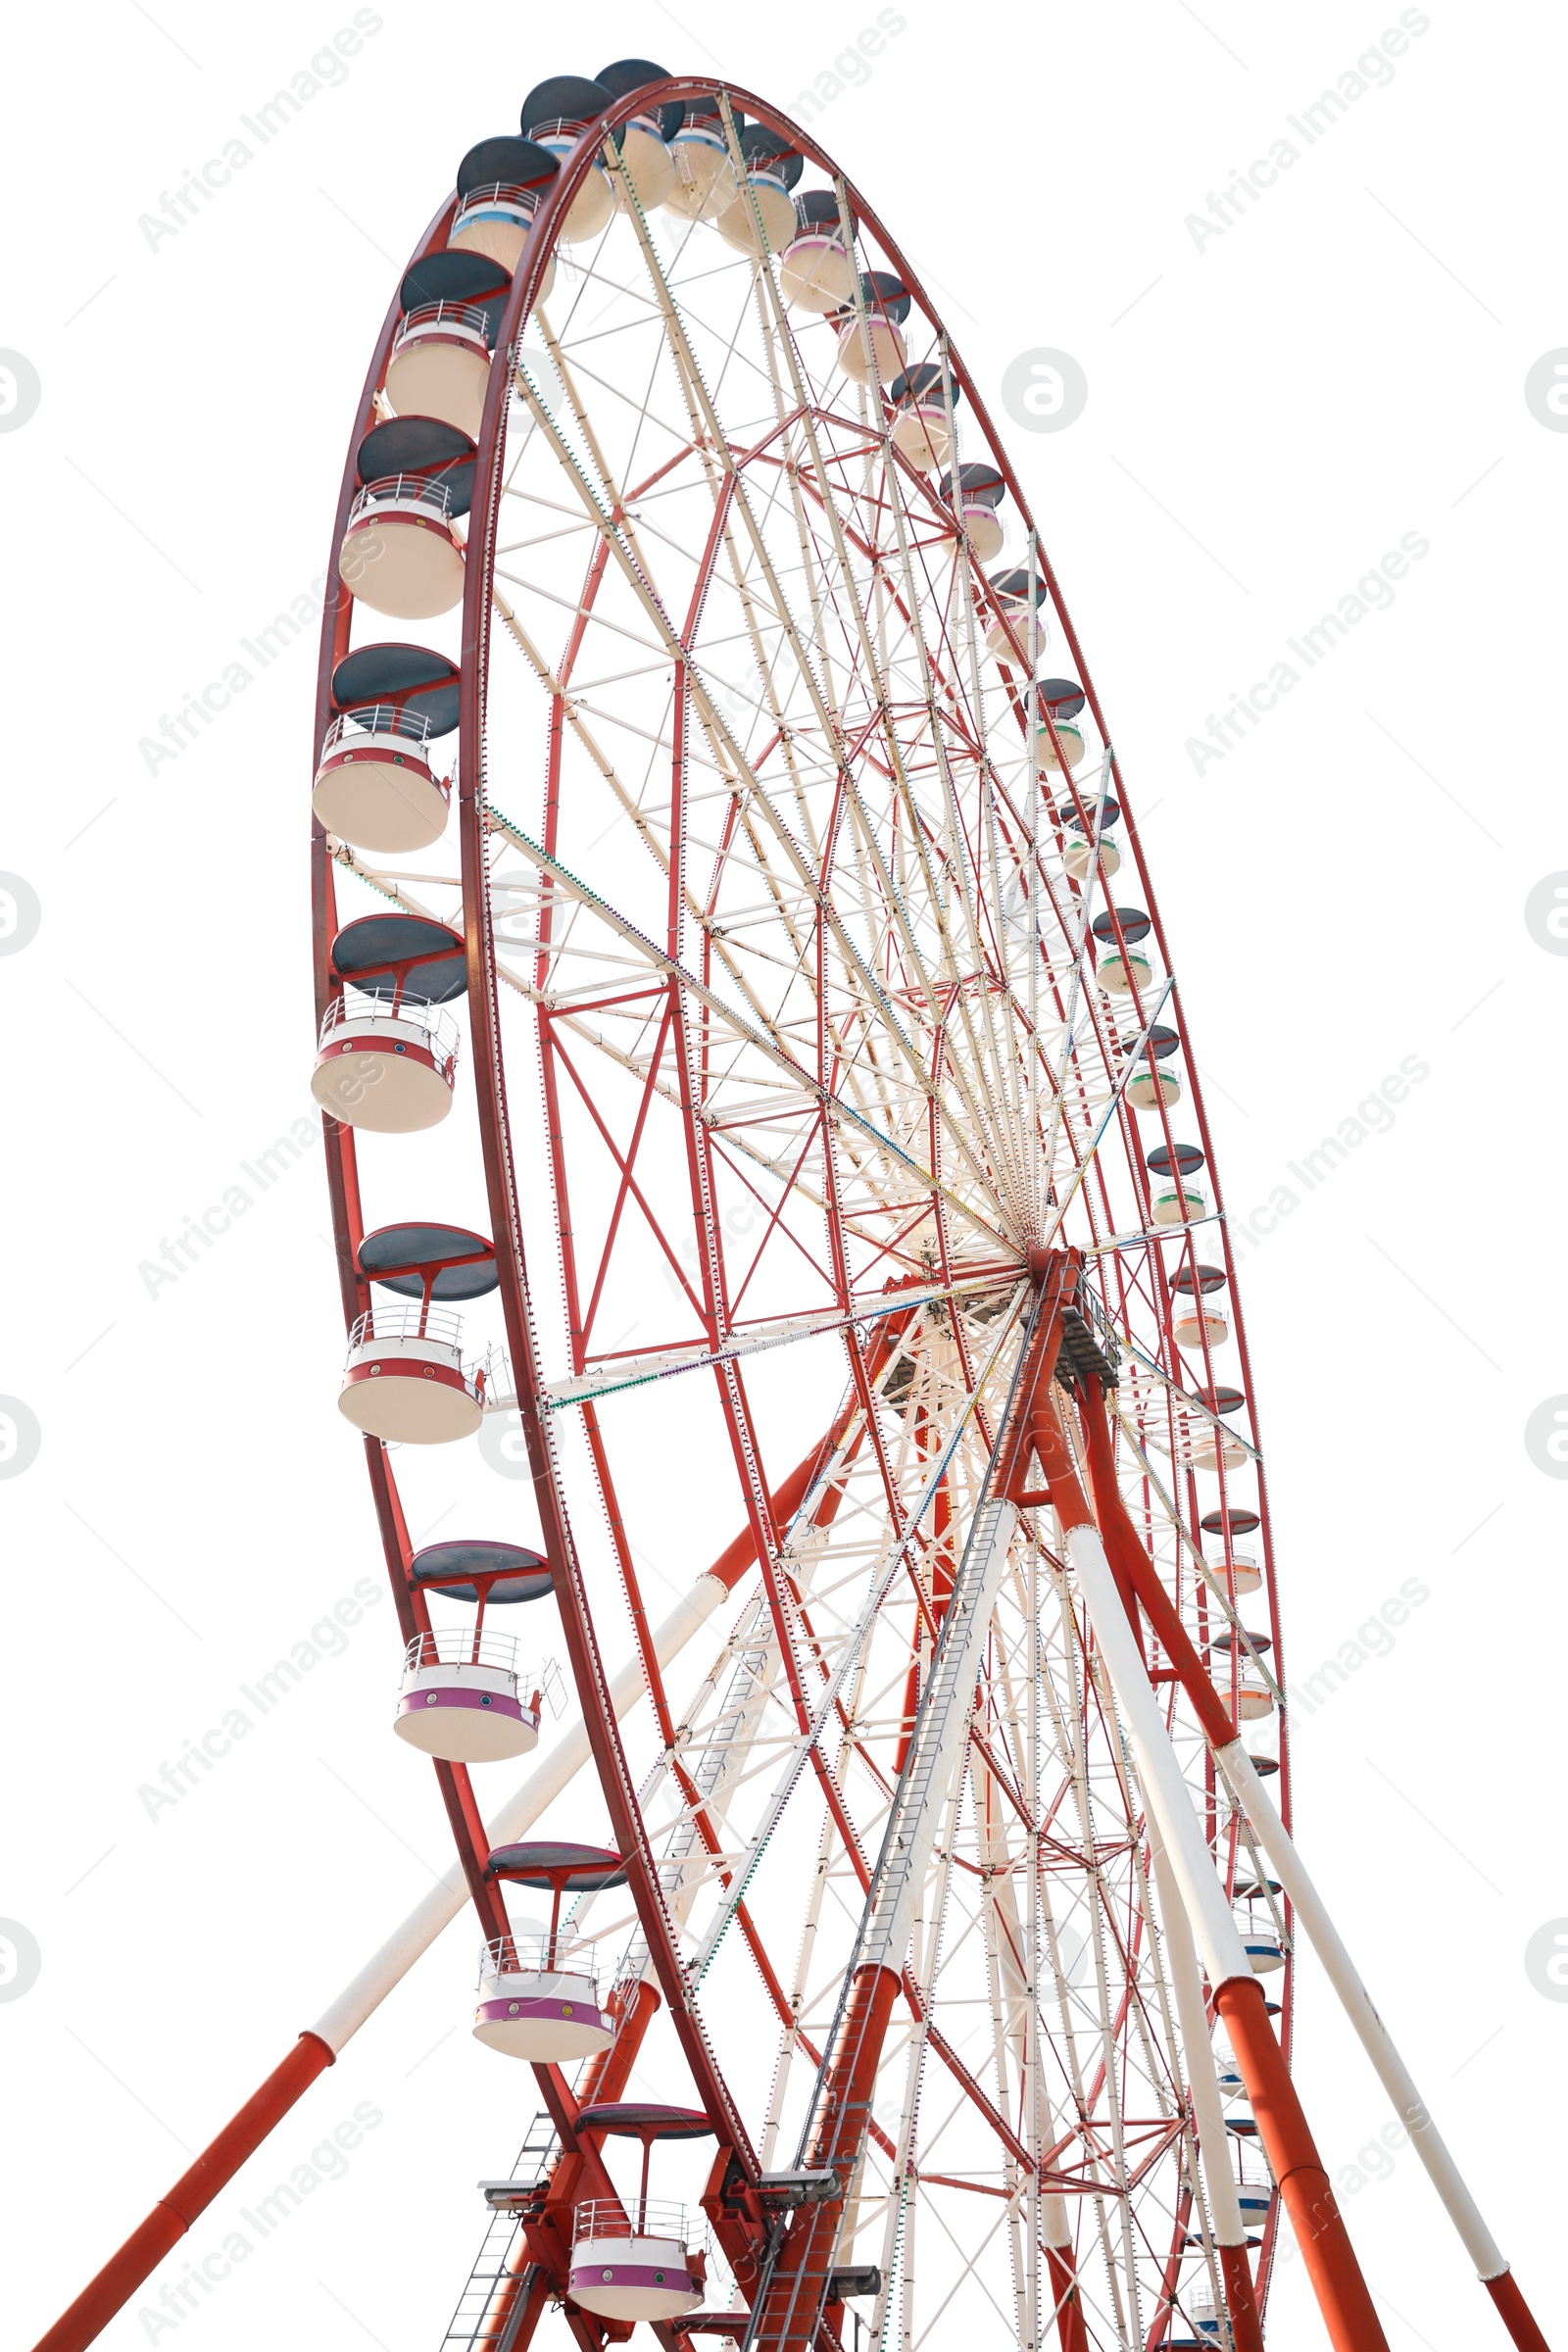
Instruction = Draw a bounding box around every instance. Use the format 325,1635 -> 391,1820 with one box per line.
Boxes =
31,2033 -> 334,2352
752,1963 -> 903,2352
1486,2273 -> 1553,2352
1217,2244 -> 1265,2352
1217,1978 -> 1388,2352
1044,2242 -> 1090,2352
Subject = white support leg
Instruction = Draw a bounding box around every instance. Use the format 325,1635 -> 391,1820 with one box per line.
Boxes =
1060,1525 -> 1253,1994
1145,1816 -> 1248,2251
1217,1740 -> 1508,2282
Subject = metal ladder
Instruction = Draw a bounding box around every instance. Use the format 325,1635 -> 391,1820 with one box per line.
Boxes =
437,2112 -> 558,2352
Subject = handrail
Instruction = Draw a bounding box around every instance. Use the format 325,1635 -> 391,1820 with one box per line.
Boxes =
480,1935 -> 599,1986
572,2198 -> 693,2245
395,298 -> 495,344
531,116 -> 605,142
348,472 -> 454,521
348,1299 -> 467,1352
403,1628 -> 521,1675
319,990 -> 460,1057
322,703 -> 435,750
454,180 -> 545,215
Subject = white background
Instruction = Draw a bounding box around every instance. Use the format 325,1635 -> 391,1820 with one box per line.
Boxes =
3,3 -> 1565,2349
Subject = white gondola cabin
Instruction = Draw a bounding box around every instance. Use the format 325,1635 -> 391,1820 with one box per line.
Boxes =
715,126 -> 802,255
781,190 -> 857,311
336,1220 -> 498,1444
664,103 -> 739,220
312,912 -> 466,1133
472,1841 -> 626,2061
395,1629 -> 541,1763
887,364 -> 959,469
834,270 -> 909,387
338,416 -> 474,621
402,1538 -> 557,1763
449,134 -> 559,287
311,642 -> 459,854
597,61 -> 682,212
940,459 -> 1004,561
521,75 -> 616,242
385,251 -> 511,437
567,2105 -> 716,2322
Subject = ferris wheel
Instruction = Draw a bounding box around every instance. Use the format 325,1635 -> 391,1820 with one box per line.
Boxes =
37,64 -> 1552,2352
